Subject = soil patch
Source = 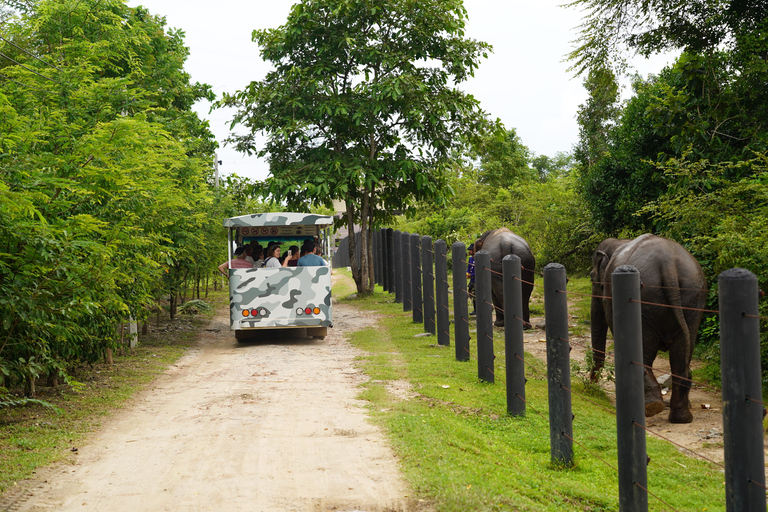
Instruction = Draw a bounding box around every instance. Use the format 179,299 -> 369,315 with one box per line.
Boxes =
0,284 -> 427,512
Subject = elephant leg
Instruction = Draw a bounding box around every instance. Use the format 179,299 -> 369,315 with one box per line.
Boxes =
643,367 -> 665,417
493,297 -> 505,327
667,341 -> 693,424
492,280 -> 505,327
521,269 -> 534,328
589,296 -> 608,382
642,339 -> 665,416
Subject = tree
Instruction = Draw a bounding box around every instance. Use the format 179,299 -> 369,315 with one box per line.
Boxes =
219,0 -> 492,294
0,0 -> 218,393
473,127 -> 535,188
567,0 -> 768,76
530,151 -> 575,182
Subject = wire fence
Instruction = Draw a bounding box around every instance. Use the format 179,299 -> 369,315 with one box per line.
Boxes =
336,228 -> 767,510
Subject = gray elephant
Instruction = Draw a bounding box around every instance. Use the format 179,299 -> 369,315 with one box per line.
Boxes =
590,234 -> 706,423
474,228 -> 535,328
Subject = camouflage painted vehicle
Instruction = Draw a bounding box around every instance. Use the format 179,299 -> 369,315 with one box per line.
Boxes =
222,213 -> 334,340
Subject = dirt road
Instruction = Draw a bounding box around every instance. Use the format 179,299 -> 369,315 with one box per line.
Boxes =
3,303 -> 418,512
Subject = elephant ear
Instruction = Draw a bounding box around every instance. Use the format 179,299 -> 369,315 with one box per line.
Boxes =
594,250 -> 610,284
474,239 -> 483,251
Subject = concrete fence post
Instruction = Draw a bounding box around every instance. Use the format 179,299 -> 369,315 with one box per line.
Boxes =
612,265 -> 648,512
544,263 -> 573,467
387,228 -> 395,295
382,228 -> 390,292
719,268 -> 766,512
452,242 -> 470,362
410,233 -> 423,323
475,250 -> 494,383
373,231 -> 380,284
422,236 -> 436,335
435,240 -> 449,346
504,255 -> 525,416
393,230 -> 402,302
402,232 -> 412,312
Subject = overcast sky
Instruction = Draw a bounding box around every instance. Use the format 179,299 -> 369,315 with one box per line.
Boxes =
126,0 -> 675,182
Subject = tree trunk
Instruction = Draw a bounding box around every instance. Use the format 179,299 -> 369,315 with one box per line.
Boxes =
367,228 -> 375,291
24,375 -> 35,397
346,200 -> 362,290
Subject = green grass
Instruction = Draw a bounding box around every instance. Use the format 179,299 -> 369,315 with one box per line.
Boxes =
336,270 -> 725,512
0,291 -> 227,493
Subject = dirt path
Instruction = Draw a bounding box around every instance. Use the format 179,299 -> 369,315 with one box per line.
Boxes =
2,302 -> 419,512
524,315 -> 765,467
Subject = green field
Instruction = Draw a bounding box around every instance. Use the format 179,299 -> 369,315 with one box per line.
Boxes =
334,270 -> 725,512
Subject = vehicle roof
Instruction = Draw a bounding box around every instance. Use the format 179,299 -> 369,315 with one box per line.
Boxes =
222,212 -> 334,228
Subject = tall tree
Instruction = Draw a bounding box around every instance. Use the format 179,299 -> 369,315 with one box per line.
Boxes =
473,128 -> 535,188
219,0 -> 492,294
567,0 -> 768,75
0,0 -> 219,391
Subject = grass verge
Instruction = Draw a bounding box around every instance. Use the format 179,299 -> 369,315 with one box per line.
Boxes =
0,290 -> 227,494
335,270 -> 725,512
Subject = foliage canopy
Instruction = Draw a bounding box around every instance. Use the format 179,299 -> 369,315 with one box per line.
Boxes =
219,0 -> 494,293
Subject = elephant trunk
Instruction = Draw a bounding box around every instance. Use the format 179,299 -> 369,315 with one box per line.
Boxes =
589,293 -> 608,381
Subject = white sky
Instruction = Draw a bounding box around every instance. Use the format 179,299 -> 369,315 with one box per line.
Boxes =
126,0 -> 676,182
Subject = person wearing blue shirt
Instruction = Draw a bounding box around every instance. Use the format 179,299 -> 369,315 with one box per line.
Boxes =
297,240 -> 327,266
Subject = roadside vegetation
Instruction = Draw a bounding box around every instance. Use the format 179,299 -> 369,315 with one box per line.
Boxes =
0,291 -> 227,494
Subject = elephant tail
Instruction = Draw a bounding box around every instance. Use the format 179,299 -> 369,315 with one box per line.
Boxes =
659,265 -> 692,348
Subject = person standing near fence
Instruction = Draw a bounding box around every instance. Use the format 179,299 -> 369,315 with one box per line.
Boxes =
467,243 -> 476,315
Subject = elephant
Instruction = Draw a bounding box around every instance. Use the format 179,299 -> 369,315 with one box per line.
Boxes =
474,228 -> 535,328
589,234 -> 706,424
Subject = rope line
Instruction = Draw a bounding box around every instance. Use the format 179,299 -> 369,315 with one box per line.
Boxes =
515,353 -> 547,380
516,393 -> 549,422
632,481 -> 682,512
561,431 -> 619,472
632,422 -> 724,469
628,299 -> 719,314
561,384 -> 616,415
640,282 -> 709,293
630,360 -> 723,395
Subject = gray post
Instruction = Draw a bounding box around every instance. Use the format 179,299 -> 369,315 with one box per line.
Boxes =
380,229 -> 385,287
393,230 -> 402,303
382,228 -> 390,292
373,229 -> 380,285
402,232 -> 412,312
612,265 -> 648,511
410,233 -> 423,323
386,228 -> 395,295
544,263 -> 573,466
435,240 -> 449,346
452,242 -> 470,362
475,250 -> 494,383
719,268 -> 766,512
422,236 -> 436,334
504,255 -> 525,416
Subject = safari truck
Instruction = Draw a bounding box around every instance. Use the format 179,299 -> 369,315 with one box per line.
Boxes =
222,212 -> 333,340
